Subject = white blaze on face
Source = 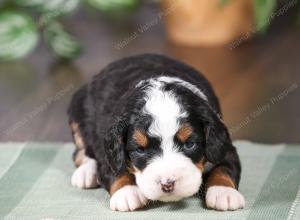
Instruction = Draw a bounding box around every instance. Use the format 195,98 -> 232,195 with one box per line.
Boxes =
157,76 -> 208,101
144,80 -> 186,145
135,78 -> 202,201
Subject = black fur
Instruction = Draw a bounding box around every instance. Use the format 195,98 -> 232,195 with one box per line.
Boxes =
67,54 -> 241,193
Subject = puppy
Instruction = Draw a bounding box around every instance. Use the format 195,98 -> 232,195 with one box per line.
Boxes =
68,54 -> 245,212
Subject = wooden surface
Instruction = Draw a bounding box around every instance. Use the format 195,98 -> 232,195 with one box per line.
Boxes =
0,4 -> 299,143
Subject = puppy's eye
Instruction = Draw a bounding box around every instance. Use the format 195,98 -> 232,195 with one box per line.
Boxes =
136,147 -> 145,154
184,140 -> 196,150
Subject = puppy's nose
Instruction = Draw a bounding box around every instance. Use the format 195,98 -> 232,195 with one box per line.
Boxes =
160,179 -> 175,193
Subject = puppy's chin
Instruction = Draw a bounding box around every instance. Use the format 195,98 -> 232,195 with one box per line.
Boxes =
134,153 -> 202,202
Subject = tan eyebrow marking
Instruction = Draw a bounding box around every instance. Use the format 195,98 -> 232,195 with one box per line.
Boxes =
176,124 -> 193,142
134,130 -> 148,147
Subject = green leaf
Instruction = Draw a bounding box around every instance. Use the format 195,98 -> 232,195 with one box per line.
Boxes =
254,0 -> 277,33
39,0 -> 80,27
0,11 -> 39,60
15,0 -> 80,14
87,0 -> 138,12
44,21 -> 82,59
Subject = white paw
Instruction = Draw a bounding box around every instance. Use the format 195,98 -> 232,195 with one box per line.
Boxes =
110,185 -> 148,212
206,186 -> 245,211
71,158 -> 99,189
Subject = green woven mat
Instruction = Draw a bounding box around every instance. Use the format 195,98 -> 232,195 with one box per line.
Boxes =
0,141 -> 300,220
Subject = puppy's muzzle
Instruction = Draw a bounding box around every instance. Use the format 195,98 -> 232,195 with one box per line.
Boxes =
160,179 -> 175,193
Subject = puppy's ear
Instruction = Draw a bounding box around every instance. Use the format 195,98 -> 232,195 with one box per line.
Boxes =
196,104 -> 231,164
104,115 -> 129,175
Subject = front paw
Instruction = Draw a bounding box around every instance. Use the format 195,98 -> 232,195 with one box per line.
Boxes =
206,186 -> 245,211
71,159 -> 98,189
110,185 -> 148,211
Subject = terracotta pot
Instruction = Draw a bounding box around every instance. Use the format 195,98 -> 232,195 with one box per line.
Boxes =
161,0 -> 254,47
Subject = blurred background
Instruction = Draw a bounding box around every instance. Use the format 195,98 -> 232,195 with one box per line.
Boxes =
0,0 -> 299,143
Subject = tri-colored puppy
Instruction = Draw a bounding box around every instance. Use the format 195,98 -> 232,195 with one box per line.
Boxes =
68,54 -> 245,212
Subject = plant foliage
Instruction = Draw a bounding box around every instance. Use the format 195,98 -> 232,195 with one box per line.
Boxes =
0,0 -> 139,60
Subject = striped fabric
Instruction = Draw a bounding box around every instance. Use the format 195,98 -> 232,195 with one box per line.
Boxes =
0,141 -> 299,220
